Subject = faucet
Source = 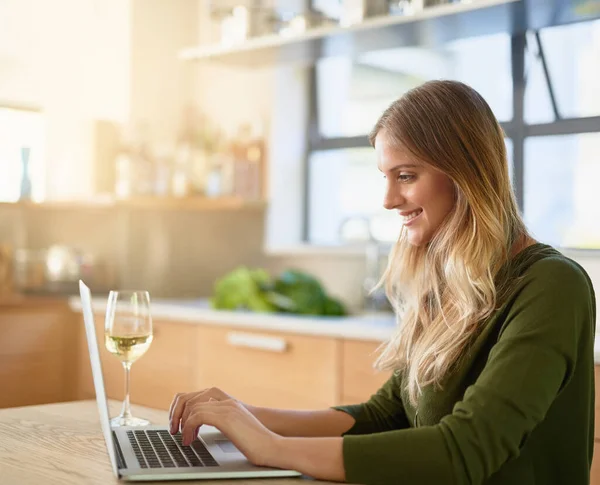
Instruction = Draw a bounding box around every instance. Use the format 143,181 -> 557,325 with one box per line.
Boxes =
338,216 -> 391,313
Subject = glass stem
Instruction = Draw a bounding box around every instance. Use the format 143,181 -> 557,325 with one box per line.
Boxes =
121,362 -> 132,419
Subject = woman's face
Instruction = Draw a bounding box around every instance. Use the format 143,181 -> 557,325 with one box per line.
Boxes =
375,130 -> 456,246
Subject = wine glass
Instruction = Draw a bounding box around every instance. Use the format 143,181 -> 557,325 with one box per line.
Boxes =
105,290 -> 153,427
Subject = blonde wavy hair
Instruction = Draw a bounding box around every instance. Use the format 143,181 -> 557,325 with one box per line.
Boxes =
372,80 -> 529,405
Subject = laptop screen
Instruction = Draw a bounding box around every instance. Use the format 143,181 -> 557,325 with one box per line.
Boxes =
79,280 -> 119,477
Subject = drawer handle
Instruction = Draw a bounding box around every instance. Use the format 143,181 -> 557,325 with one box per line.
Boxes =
226,332 -> 288,353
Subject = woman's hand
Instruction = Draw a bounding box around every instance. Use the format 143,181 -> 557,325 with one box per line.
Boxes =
169,387 -> 240,434
168,389 -> 280,467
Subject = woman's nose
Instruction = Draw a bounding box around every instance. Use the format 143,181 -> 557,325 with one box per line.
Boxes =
383,187 -> 404,211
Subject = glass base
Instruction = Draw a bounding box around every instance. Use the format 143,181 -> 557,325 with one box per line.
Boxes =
110,415 -> 150,427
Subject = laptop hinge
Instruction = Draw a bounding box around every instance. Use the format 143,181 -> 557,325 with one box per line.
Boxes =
112,431 -> 127,470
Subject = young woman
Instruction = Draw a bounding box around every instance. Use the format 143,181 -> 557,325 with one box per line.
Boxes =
169,80 -> 596,485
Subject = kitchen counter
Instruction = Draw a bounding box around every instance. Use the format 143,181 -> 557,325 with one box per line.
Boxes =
68,296 -> 600,361
68,296 -> 397,342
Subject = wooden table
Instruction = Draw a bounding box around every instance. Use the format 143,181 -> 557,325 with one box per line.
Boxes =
0,400 -> 333,485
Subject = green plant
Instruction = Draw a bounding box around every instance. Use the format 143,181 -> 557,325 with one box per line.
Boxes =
210,267 -> 348,316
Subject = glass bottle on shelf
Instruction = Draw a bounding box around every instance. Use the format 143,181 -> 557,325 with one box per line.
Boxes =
231,124 -> 252,200
171,141 -> 191,198
114,146 -> 133,200
152,143 -> 173,197
204,158 -> 222,198
19,147 -> 32,201
132,142 -> 155,197
245,134 -> 265,201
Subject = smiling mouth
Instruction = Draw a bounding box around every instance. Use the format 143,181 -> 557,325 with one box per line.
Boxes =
400,209 -> 423,224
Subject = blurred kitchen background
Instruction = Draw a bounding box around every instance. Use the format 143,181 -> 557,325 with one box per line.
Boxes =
1,0 -> 600,423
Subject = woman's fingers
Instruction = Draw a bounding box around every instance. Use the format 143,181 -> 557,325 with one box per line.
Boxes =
181,400 -> 237,445
170,388 -> 228,434
168,392 -> 185,422
180,393 -> 211,429
169,393 -> 198,434
181,406 -> 223,445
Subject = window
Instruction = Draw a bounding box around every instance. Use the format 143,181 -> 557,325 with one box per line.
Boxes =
505,138 -> 514,183
525,20 -> 600,124
308,24 -> 600,249
308,140 -> 514,245
0,107 -> 45,202
316,33 -> 512,138
524,134 -> 600,249
308,147 -> 402,244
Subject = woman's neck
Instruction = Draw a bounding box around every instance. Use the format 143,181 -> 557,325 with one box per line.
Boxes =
510,234 -> 538,258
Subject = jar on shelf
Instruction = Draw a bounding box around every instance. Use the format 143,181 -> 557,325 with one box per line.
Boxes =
171,143 -> 192,198
114,148 -> 133,200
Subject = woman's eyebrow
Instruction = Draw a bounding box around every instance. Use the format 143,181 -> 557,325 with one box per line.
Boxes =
382,164 -> 419,172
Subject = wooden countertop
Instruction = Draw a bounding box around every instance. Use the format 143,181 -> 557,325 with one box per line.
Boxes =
0,400 -> 331,485
0,294 -> 69,308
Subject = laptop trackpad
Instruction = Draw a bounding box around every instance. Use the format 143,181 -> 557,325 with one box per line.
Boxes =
215,440 -> 238,454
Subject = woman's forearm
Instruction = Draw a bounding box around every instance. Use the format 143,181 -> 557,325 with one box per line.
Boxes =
271,436 -> 346,482
245,405 -> 355,437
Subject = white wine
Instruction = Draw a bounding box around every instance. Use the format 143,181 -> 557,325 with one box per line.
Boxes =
105,334 -> 153,364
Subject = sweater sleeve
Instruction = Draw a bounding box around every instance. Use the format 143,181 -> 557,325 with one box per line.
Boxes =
341,257 -> 595,485
331,371 -> 410,435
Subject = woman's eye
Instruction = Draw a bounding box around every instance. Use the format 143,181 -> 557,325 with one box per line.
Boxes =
397,174 -> 415,182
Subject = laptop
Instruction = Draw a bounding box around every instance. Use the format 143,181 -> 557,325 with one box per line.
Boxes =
79,280 -> 302,481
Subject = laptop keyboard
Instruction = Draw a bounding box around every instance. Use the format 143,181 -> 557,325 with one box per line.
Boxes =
126,430 -> 219,469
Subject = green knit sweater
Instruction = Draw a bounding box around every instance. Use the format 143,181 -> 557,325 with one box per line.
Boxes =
333,244 -> 596,485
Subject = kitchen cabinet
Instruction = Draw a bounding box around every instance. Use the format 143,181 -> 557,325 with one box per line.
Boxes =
591,366 -> 600,485
0,299 -> 78,408
593,443 -> 600,485
76,315 -> 196,411
132,320 -> 196,409
194,326 -> 340,410
75,317 -> 387,411
76,312 -> 121,400
340,340 -> 390,405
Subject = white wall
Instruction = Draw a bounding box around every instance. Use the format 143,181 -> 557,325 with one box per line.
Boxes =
130,0 -> 197,145
0,0 -> 130,199
192,1 -> 308,249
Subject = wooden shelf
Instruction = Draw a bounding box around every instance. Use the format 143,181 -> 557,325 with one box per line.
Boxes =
179,0 -> 518,65
179,0 -> 600,67
0,200 -> 116,210
0,197 -> 268,211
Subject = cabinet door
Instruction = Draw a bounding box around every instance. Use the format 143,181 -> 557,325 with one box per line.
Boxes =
132,320 -> 196,410
595,366 -> 600,440
591,441 -> 600,485
340,340 -> 390,405
76,313 -> 123,401
592,367 -> 600,485
194,326 -> 340,410
77,317 -> 196,411
0,302 -> 77,408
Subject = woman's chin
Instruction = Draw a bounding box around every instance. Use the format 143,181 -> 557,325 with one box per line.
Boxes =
407,236 -> 425,247
406,230 -> 431,247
